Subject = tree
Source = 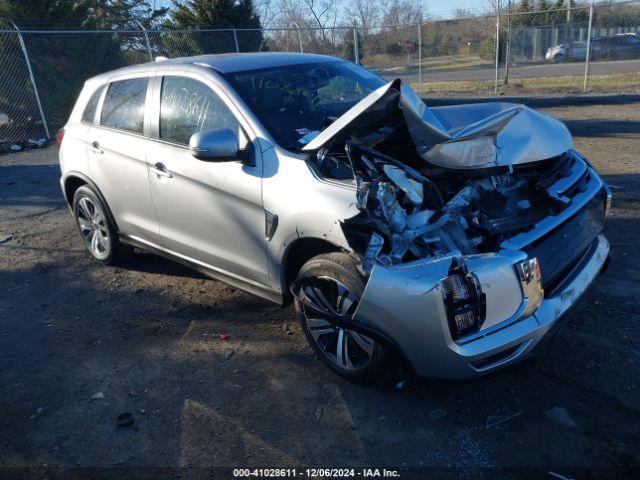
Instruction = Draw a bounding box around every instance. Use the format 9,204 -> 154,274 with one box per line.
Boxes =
0,1 -> 166,136
345,0 -> 385,34
518,0 -> 531,13
0,0 -> 165,29
166,0 -> 263,53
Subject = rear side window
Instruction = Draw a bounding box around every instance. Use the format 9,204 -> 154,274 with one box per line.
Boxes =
101,78 -> 148,134
160,76 -> 238,145
81,86 -> 104,124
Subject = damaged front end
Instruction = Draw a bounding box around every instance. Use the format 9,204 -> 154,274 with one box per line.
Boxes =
294,79 -> 610,377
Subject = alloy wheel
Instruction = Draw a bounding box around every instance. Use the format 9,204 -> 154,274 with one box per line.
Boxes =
300,276 -> 375,371
76,197 -> 110,259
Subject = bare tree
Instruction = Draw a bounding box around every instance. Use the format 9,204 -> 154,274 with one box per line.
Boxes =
382,0 -> 425,26
345,0 -> 387,33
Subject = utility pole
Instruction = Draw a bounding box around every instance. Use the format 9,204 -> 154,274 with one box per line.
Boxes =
494,0 -> 501,94
566,0 -> 573,44
504,0 -> 511,85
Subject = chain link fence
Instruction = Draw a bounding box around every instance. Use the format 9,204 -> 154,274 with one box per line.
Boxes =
2,0 -> 640,147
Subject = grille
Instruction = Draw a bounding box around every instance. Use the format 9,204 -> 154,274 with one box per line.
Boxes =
524,191 -> 606,294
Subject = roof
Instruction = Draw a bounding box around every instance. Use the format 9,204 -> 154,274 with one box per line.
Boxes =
86,52 -> 343,84
164,52 -> 342,73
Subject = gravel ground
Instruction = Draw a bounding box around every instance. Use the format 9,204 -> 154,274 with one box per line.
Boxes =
0,100 -> 639,479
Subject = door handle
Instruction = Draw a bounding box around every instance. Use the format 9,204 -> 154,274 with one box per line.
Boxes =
151,162 -> 173,178
88,141 -> 103,154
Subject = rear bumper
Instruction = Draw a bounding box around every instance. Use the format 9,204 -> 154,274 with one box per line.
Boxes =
352,234 -> 610,379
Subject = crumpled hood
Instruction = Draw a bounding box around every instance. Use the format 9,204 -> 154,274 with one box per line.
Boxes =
302,79 -> 573,170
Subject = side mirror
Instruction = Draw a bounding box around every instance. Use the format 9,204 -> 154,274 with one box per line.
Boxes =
189,128 -> 239,161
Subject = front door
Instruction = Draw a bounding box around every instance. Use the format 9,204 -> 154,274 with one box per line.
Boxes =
146,75 -> 267,285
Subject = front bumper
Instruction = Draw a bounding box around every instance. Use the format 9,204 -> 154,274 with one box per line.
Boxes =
352,234 -> 610,379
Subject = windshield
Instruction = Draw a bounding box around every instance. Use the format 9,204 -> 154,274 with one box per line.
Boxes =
223,61 -> 386,151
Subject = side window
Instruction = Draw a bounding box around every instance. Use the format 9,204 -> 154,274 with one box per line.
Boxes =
81,85 -> 104,124
101,78 -> 148,134
160,76 -> 239,146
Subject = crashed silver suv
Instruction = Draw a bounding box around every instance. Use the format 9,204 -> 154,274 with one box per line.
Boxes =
58,53 -> 611,383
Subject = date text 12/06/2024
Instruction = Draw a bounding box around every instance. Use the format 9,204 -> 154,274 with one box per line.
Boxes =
233,468 -> 401,478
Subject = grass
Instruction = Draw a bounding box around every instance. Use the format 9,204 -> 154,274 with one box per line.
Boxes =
365,53 -> 492,74
410,72 -> 640,96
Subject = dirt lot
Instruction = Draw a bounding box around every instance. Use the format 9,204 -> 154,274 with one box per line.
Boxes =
1,100 -> 639,479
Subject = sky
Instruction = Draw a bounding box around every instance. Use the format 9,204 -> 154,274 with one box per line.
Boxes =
426,0 -> 491,17
153,1 -> 493,19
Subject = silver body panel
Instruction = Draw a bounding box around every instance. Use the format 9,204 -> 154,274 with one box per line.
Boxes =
353,235 -> 609,378
59,53 -> 610,379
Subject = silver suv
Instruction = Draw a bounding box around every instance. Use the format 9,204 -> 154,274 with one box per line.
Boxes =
59,53 -> 611,383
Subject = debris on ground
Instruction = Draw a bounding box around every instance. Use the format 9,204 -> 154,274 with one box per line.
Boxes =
223,348 -> 234,360
485,408 -> 524,429
429,408 -> 447,420
548,471 -> 575,480
394,380 -> 407,390
29,407 -> 44,419
545,406 -> 577,428
27,138 -> 48,148
218,334 -> 229,340
90,392 -> 105,400
116,412 -> 134,428
315,407 -> 323,421
283,324 -> 294,335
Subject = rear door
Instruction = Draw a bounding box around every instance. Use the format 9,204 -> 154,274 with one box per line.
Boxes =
146,74 -> 268,284
86,75 -> 161,245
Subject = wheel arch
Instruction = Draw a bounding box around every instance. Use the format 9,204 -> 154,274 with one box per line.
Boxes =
279,236 -> 347,305
63,171 -> 120,232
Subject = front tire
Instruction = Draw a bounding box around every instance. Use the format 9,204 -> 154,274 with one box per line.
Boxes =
294,253 -> 389,384
72,185 -> 132,265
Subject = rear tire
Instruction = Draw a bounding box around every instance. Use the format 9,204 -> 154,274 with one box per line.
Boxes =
72,185 -> 132,265
294,252 -> 389,384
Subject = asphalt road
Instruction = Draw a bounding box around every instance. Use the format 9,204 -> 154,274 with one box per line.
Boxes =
382,58 -> 640,83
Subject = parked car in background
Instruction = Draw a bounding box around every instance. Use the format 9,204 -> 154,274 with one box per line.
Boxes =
592,33 -> 640,59
545,41 -> 590,62
58,53 -> 611,383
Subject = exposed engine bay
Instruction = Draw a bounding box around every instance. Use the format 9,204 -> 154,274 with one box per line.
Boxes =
305,80 -> 585,273
327,142 -> 579,273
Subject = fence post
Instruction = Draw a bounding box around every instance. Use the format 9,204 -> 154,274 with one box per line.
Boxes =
494,10 -> 500,94
353,22 -> 360,65
11,21 -> 50,139
504,0 -> 511,85
418,18 -> 423,97
135,20 -> 154,61
293,22 -> 304,53
232,29 -> 240,53
583,3 -> 594,93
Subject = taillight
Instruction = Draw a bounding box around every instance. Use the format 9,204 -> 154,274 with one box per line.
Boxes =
56,128 -> 65,146
441,261 -> 486,340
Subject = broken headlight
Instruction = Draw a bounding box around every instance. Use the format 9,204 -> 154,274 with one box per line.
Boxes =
440,263 -> 486,340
